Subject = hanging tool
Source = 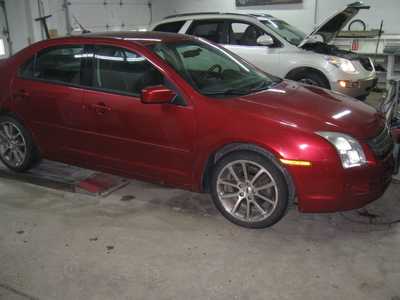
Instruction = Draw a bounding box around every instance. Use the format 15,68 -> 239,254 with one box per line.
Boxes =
35,15 -> 52,39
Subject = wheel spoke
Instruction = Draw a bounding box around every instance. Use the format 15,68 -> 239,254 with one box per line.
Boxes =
251,169 -> 266,185
246,200 -> 251,220
241,162 -> 248,182
228,166 -> 240,183
0,131 -> 7,142
256,193 -> 275,205
218,179 -> 239,189
3,124 -> 12,139
15,141 -> 26,148
231,197 -> 244,214
14,148 -> 25,164
220,192 -> 239,199
252,201 -> 266,215
255,182 -> 275,192
0,145 -> 9,156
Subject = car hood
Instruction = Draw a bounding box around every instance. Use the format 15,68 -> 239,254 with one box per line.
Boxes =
298,1 -> 370,47
233,80 -> 385,140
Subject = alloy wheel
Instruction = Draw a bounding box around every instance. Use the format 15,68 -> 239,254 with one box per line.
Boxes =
0,121 -> 27,168
216,160 -> 279,223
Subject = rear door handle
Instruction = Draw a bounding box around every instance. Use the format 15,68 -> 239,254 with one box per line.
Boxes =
90,103 -> 112,115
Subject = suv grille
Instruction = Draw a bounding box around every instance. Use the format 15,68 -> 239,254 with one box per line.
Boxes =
359,57 -> 373,71
367,127 -> 394,160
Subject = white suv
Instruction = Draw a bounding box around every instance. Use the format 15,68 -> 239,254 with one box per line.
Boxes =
151,2 -> 377,100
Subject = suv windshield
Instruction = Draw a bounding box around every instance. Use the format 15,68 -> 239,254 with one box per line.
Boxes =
260,18 -> 306,46
148,38 -> 279,97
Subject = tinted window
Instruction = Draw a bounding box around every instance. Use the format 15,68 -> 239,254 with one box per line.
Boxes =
229,22 -> 265,46
20,57 -> 35,78
28,46 -> 84,84
92,45 -> 163,96
154,21 -> 186,33
149,40 -> 278,96
260,19 -> 305,46
188,20 -> 225,43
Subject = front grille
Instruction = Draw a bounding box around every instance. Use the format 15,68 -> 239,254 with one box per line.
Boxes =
359,57 -> 373,71
367,127 -> 394,160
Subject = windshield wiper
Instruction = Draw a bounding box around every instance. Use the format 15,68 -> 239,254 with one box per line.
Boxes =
203,88 -> 252,96
203,80 -> 281,97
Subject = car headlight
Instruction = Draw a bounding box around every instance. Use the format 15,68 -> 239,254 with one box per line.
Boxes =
326,56 -> 357,74
317,132 -> 367,169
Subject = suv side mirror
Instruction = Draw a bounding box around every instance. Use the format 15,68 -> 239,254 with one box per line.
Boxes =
141,85 -> 176,104
257,34 -> 274,46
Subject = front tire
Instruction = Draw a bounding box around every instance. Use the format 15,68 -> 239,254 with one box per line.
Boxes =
210,151 -> 289,228
289,70 -> 330,89
0,115 -> 40,172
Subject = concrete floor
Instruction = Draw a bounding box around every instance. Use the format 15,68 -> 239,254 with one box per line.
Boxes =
0,92 -> 400,300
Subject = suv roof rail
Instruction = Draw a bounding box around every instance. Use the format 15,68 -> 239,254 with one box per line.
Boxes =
163,12 -> 271,20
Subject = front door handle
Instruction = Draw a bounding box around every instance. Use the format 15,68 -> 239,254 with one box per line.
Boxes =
90,103 -> 112,115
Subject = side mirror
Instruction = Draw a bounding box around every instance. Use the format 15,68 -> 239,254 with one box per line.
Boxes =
257,34 -> 274,46
141,85 -> 176,104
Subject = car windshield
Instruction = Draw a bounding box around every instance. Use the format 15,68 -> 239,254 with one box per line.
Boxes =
147,38 -> 279,97
260,18 -> 306,46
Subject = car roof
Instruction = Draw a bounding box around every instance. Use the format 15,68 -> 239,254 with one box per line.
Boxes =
54,31 -> 195,46
157,12 -> 275,24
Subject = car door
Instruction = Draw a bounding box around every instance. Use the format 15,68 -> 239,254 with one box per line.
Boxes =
80,44 -> 196,185
222,21 -> 283,77
12,44 -> 90,160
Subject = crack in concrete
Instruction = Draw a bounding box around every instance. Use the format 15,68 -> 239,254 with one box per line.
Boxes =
0,282 -> 40,300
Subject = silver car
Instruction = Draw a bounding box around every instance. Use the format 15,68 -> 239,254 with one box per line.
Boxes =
151,2 -> 377,100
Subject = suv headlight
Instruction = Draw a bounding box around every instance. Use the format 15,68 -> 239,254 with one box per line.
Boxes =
326,56 -> 357,74
317,132 -> 367,168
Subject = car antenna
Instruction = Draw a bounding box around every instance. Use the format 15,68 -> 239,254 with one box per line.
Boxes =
72,15 -> 91,34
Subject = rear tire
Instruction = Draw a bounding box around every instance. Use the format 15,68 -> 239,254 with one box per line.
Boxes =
210,151 -> 289,228
0,115 -> 40,172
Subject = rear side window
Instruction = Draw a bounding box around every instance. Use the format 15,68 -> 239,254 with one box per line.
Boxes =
153,21 -> 186,33
188,20 -> 226,43
20,45 -> 84,85
91,45 -> 164,96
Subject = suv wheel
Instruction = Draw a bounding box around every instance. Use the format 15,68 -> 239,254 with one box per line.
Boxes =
210,152 -> 289,228
0,116 -> 40,172
290,70 -> 330,89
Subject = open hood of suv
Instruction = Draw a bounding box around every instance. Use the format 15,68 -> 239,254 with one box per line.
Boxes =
298,2 -> 370,47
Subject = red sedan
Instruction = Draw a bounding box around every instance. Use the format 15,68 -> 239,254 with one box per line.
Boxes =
0,32 -> 395,228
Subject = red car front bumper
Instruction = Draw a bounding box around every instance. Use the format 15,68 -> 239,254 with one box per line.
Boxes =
287,153 -> 394,213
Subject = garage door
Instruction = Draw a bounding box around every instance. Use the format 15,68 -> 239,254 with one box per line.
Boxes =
68,0 -> 152,33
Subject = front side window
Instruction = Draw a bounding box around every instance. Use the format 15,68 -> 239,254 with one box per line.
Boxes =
91,45 -> 164,96
149,39 -> 279,97
22,45 -> 84,85
153,21 -> 186,33
229,22 -> 266,46
260,18 -> 306,46
188,20 -> 225,43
